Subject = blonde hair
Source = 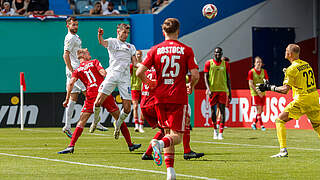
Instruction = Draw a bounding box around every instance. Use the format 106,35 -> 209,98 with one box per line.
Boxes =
117,23 -> 130,31
162,18 -> 180,34
288,44 -> 300,55
77,48 -> 88,59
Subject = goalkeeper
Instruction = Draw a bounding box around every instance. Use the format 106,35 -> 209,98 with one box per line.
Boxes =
257,44 -> 320,158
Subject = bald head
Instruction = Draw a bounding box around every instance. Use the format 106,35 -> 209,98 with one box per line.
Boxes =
285,44 -> 300,62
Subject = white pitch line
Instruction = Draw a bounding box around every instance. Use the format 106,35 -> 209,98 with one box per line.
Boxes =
192,141 -> 320,151
0,152 -> 217,180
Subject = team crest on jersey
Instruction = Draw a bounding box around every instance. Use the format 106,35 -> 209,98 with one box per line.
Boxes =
127,44 -> 130,48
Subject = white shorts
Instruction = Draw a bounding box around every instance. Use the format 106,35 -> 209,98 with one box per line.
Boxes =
66,72 -> 86,93
98,70 -> 131,100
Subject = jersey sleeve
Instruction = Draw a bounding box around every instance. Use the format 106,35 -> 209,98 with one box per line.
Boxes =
106,38 -> 115,50
186,48 -> 199,70
264,69 -> 269,80
225,61 -> 230,75
130,64 -> 133,75
130,44 -> 137,56
203,60 -> 211,73
247,70 -> 253,80
283,67 -> 297,87
64,36 -> 75,52
142,47 -> 155,69
94,59 -> 104,71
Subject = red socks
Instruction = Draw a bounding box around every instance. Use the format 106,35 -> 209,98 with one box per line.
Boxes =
162,136 -> 173,148
164,153 -> 174,168
183,128 -> 191,154
219,122 -> 225,133
69,126 -> 84,147
120,122 -> 133,147
145,130 -> 165,155
257,114 -> 263,126
134,117 -> 139,126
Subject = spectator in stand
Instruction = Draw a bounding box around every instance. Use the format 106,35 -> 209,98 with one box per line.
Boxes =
27,0 -> 54,15
152,0 -> 168,13
90,1 -> 102,15
1,2 -> 16,16
101,0 -> 108,13
12,0 -> 29,15
102,1 -> 119,15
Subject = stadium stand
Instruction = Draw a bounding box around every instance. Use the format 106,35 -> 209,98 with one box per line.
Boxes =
49,0 -> 72,15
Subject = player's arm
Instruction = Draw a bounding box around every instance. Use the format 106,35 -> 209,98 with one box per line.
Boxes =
98,27 -> 108,48
63,77 -> 77,107
257,80 -> 291,94
187,68 -> 199,95
204,72 -> 211,96
226,72 -> 232,100
136,64 -> 156,89
63,50 -> 73,72
99,69 -> 107,77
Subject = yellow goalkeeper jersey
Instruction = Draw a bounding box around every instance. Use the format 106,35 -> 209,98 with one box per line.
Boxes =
283,59 -> 320,112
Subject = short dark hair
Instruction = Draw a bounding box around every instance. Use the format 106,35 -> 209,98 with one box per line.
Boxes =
66,17 -> 77,25
162,18 -> 180,34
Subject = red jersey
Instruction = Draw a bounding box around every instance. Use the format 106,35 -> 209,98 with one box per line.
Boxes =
72,59 -> 104,93
204,59 -> 230,75
247,68 -> 269,80
140,67 -> 156,108
143,40 -> 198,105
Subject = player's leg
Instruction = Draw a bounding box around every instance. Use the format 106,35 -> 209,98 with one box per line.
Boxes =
218,103 -> 226,140
256,105 -> 266,131
271,111 -> 290,157
211,105 -> 218,139
251,96 -> 258,130
58,112 -> 91,154
132,99 -> 140,132
143,129 -> 164,160
62,92 -> 78,138
307,111 -> 320,138
119,122 -> 141,151
183,114 -> 204,160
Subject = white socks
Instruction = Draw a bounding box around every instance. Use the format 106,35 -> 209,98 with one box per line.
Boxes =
94,106 -> 101,124
65,100 -> 76,128
167,167 -> 176,180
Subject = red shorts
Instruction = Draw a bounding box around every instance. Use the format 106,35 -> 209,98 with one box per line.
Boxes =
209,92 -> 227,106
82,92 -> 119,113
155,103 -> 187,133
141,105 -> 158,128
251,95 -> 266,106
131,90 -> 141,101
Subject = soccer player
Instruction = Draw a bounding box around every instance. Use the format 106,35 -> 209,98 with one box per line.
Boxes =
58,48 -> 141,154
136,18 -> 199,180
130,50 -> 145,133
140,71 -> 204,161
94,24 -> 139,139
257,44 -> 320,157
62,17 -> 107,138
204,47 -> 232,140
247,56 -> 268,131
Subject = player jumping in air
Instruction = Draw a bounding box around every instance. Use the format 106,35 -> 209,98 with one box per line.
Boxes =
257,44 -> 320,157
58,48 -> 141,154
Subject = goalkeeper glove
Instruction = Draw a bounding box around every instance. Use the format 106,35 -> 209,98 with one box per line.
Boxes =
256,80 -> 276,92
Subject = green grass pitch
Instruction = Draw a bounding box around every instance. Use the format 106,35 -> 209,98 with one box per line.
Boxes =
0,127 -> 319,180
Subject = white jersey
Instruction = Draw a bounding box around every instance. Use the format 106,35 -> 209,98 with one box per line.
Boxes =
105,38 -> 136,73
64,32 -> 82,73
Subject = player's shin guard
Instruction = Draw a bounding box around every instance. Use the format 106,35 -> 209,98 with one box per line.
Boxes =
275,118 -> 287,149
164,153 -> 174,168
69,125 -> 84,147
311,122 -> 320,138
183,128 -> 191,154
65,100 -> 76,128
120,122 -> 133,146
146,130 -> 165,155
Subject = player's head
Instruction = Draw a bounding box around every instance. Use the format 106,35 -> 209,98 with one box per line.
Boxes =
285,44 -> 300,61
136,50 -> 143,62
77,48 -> 91,61
254,56 -> 263,69
117,23 -> 130,42
162,18 -> 180,38
214,47 -> 223,60
66,17 -> 78,34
